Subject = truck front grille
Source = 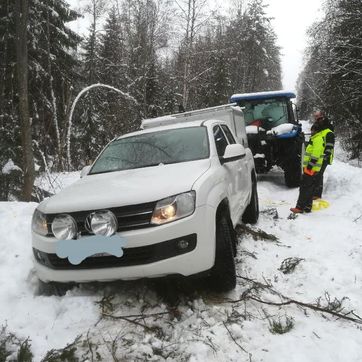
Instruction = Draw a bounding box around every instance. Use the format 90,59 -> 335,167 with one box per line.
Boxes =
46,201 -> 157,236
33,234 -> 197,270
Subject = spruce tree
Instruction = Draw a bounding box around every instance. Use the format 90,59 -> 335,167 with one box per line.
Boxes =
298,0 -> 362,158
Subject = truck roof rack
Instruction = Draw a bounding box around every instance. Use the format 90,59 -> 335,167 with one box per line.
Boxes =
141,103 -> 240,129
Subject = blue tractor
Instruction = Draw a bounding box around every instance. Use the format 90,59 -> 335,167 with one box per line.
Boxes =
230,90 -> 304,187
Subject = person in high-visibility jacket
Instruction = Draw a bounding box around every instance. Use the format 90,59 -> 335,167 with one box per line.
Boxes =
313,112 -> 335,198
291,111 -> 334,213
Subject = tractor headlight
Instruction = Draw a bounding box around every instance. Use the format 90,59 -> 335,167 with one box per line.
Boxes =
31,209 -> 48,236
90,210 -> 118,236
151,191 -> 196,225
51,214 -> 77,240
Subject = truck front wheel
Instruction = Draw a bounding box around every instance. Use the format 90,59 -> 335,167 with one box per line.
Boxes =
208,215 -> 236,292
242,176 -> 259,224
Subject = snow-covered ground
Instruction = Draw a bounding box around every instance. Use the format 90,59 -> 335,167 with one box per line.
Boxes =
1,149 -> 361,361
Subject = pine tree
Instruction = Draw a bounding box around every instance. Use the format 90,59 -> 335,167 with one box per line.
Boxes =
73,0 -> 106,165
0,0 -> 81,199
0,0 -> 23,199
28,0 -> 82,170
227,0 -> 282,93
298,0 -> 362,158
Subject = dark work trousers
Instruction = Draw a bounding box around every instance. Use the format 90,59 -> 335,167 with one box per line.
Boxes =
314,162 -> 328,198
296,173 -> 320,211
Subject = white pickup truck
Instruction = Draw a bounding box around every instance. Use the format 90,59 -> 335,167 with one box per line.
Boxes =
31,104 -> 259,292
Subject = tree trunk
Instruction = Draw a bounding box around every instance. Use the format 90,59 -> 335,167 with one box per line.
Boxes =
15,0 -> 35,201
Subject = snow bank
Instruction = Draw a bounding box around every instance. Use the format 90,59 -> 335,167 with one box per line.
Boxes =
0,202 -> 99,359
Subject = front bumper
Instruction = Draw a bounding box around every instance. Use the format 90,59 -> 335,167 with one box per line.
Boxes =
32,205 -> 216,283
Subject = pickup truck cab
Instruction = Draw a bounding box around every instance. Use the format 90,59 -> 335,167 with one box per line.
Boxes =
31,104 -> 259,292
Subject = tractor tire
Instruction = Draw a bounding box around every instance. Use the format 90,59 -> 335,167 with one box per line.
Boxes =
208,215 -> 236,292
242,176 -> 259,224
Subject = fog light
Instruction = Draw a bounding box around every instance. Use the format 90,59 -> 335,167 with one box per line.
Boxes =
34,249 -> 46,264
177,239 -> 189,250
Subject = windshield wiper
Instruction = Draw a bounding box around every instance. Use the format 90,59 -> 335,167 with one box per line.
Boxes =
90,163 -> 164,175
141,162 -> 167,168
89,169 -> 118,175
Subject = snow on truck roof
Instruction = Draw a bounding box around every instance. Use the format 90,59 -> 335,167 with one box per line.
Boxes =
117,120 -> 205,140
141,103 -> 241,130
230,90 -> 296,102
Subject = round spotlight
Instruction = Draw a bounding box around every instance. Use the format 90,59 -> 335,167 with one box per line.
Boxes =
90,210 -> 118,236
52,214 -> 77,240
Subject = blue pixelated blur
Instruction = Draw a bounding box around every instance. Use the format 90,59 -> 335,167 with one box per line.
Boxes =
56,235 -> 127,265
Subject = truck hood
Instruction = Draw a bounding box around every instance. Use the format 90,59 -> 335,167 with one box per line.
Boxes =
39,159 -> 211,214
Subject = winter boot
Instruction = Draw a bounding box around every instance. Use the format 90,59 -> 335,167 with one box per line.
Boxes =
290,207 -> 304,214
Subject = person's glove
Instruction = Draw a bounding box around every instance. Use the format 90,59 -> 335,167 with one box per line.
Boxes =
304,167 -> 315,176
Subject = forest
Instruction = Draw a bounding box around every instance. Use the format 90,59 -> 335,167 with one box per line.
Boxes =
0,0 -> 361,201
297,0 -> 362,159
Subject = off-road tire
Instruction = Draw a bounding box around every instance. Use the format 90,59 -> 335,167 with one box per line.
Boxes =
242,176 -> 259,224
209,215 -> 236,292
284,142 -> 305,188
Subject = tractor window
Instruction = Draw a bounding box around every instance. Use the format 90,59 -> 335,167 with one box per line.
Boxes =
243,99 -> 289,130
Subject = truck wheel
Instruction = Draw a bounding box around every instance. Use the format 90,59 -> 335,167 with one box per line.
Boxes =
242,176 -> 259,224
209,215 -> 236,292
284,143 -> 304,188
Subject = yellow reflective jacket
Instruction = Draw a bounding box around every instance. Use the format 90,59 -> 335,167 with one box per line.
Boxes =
304,128 -> 334,172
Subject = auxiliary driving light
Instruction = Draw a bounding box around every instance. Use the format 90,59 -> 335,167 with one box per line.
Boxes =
52,214 -> 77,240
90,210 -> 118,236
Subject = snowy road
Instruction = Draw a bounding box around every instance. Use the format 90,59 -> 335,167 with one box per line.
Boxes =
0,156 -> 361,361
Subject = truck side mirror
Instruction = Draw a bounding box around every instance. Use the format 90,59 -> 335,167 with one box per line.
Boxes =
221,144 -> 246,164
80,165 -> 91,178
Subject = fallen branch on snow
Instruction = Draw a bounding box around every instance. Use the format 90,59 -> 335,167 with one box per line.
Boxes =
227,277 -> 362,325
223,321 -> 251,357
101,311 -> 171,335
236,224 -> 279,242
278,257 -> 305,274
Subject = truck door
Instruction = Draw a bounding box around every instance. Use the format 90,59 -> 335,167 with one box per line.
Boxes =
221,125 -> 249,209
213,125 -> 243,219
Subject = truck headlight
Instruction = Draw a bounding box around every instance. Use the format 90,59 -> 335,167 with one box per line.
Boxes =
90,210 -> 118,236
32,209 -> 48,236
151,191 -> 196,225
51,214 -> 77,240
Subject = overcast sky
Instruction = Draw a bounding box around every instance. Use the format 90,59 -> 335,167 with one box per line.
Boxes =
68,0 -> 325,93
265,0 -> 324,92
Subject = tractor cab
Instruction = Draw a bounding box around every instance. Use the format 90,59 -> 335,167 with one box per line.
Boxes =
231,90 -> 297,129
230,91 -> 304,187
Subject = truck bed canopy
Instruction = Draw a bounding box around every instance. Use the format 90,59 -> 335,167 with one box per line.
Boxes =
230,90 -> 296,103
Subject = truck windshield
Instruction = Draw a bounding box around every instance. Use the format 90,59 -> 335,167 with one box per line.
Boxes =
90,127 -> 209,174
242,99 -> 289,130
